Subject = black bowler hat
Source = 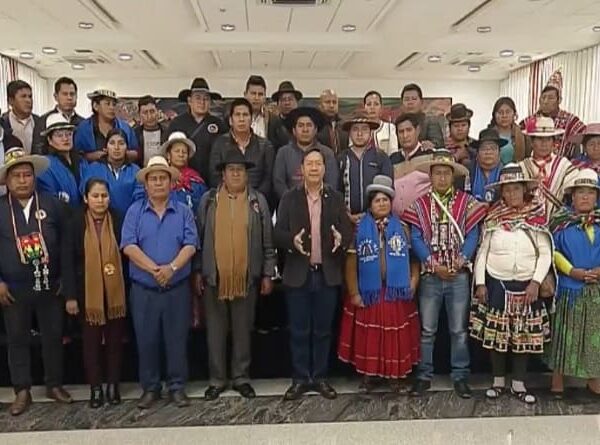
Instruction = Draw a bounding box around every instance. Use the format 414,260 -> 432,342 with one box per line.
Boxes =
271,81 -> 303,102
471,128 -> 509,150
177,77 -> 222,103
283,106 -> 325,132
216,148 -> 255,171
446,103 -> 473,123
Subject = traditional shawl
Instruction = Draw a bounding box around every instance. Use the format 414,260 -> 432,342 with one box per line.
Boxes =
571,155 -> 600,175
356,213 -> 411,306
471,163 -> 501,203
484,196 -> 547,232
214,187 -> 249,300
84,211 -> 126,325
173,166 -> 205,192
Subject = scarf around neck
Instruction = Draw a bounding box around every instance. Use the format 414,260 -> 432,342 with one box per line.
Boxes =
356,213 -> 411,306
84,211 -> 126,325
550,206 -> 600,233
214,187 -> 249,300
173,166 -> 204,192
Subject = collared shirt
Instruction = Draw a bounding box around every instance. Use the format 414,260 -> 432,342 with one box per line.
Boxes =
251,113 -> 266,138
108,162 -> 127,180
306,188 -> 323,265
120,197 -> 199,288
9,111 -> 34,154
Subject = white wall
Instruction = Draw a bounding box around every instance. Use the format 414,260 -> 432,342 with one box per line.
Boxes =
48,76 -> 500,133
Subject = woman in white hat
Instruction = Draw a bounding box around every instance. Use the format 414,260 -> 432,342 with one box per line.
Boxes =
161,131 -> 207,213
547,168 -> 600,398
470,163 -> 553,405
36,114 -> 88,208
338,175 -> 420,392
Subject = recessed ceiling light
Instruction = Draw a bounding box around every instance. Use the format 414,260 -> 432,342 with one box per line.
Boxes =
19,52 -> 34,60
477,26 -> 492,33
118,53 -> 133,61
499,49 -> 514,57
468,65 -> 481,72
428,55 -> 442,63
341,24 -> 357,32
78,21 -> 94,29
518,55 -> 532,63
71,63 -> 85,70
219,7 -> 226,13
221,24 -> 235,32
593,26 -> 600,32
42,47 -> 57,55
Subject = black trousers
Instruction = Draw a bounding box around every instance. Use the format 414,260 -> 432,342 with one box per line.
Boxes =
2,290 -> 64,392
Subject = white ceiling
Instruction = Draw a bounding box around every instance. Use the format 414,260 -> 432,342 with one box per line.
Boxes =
0,0 -> 599,80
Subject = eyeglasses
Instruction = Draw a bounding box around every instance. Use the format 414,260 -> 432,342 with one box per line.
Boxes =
52,130 -> 73,138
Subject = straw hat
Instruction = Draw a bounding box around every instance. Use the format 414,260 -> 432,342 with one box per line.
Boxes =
0,147 -> 49,185
40,114 -> 75,137
523,116 -> 565,137
136,155 -> 180,183
485,163 -> 537,190
415,148 -> 469,177
568,123 -> 600,145
563,168 -> 600,194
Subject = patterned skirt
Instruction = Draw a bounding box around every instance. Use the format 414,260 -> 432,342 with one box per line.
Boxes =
545,285 -> 600,378
469,274 -> 551,354
337,289 -> 420,379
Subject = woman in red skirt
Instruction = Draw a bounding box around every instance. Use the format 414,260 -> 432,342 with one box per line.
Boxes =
338,175 -> 420,392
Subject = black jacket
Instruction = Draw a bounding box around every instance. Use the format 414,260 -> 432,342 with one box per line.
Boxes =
33,108 -> 85,154
317,116 -> 349,156
134,121 -> 169,167
0,111 -> 42,154
267,114 -> 292,151
166,112 -> 226,179
209,132 -> 275,194
274,184 -> 352,288
71,207 -> 125,307
0,121 -> 23,153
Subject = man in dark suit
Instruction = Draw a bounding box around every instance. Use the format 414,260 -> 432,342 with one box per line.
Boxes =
0,80 -> 41,154
274,147 -> 352,401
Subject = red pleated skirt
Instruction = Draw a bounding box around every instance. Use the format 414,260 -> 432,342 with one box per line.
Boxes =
338,290 -> 421,379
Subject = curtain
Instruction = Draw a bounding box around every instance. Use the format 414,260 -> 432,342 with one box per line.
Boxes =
0,54 -> 48,115
0,55 -> 18,112
501,43 -> 600,123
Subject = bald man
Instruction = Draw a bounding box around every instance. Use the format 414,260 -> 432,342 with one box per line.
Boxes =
316,89 -> 349,155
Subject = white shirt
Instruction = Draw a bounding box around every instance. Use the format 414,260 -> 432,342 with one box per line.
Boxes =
143,129 -> 162,164
22,196 -> 34,224
373,121 -> 398,155
475,228 -> 552,285
251,113 -> 266,138
9,111 -> 34,154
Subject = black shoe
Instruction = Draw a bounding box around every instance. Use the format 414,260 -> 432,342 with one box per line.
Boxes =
283,382 -> 310,401
454,380 -> 472,399
314,381 -> 337,400
169,389 -> 191,408
106,384 -> 121,405
90,386 -> 104,409
409,380 -> 431,397
137,390 -> 160,410
204,385 -> 227,401
233,383 -> 256,399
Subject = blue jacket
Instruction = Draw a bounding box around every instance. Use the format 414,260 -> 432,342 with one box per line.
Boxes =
74,117 -> 138,153
37,154 -> 89,207
81,161 -> 145,215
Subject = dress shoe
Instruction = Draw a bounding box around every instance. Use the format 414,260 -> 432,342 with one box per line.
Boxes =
9,390 -> 31,416
90,386 -> 104,409
454,380 -> 472,399
169,390 -> 191,408
409,379 -> 431,397
106,384 -> 121,405
204,385 -> 227,401
283,382 -> 310,401
137,391 -> 160,410
233,383 -> 256,399
46,386 -> 73,404
314,381 -> 337,400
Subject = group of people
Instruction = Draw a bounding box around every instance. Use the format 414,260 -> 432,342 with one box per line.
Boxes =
0,69 -> 599,417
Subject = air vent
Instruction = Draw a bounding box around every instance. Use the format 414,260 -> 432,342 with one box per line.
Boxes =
395,52 -> 421,69
451,0 -> 496,29
78,0 -> 121,28
75,49 -> 94,54
138,50 -> 162,68
63,55 -> 109,65
258,0 -> 330,5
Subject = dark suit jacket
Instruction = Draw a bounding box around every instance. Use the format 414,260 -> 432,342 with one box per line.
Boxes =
0,111 -> 42,153
71,208 -> 126,308
133,122 -> 168,167
267,114 -> 291,151
274,184 -> 352,288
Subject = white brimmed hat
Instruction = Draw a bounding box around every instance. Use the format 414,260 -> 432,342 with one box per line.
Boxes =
136,155 -> 180,183
524,116 -> 565,137
160,131 -> 196,157
40,114 -> 75,137
563,168 -> 600,194
415,148 -> 470,177
0,147 -> 49,185
87,89 -> 117,100
485,163 -> 537,190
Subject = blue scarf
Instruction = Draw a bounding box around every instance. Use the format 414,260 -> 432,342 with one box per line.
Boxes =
356,213 -> 411,306
471,163 -> 501,203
